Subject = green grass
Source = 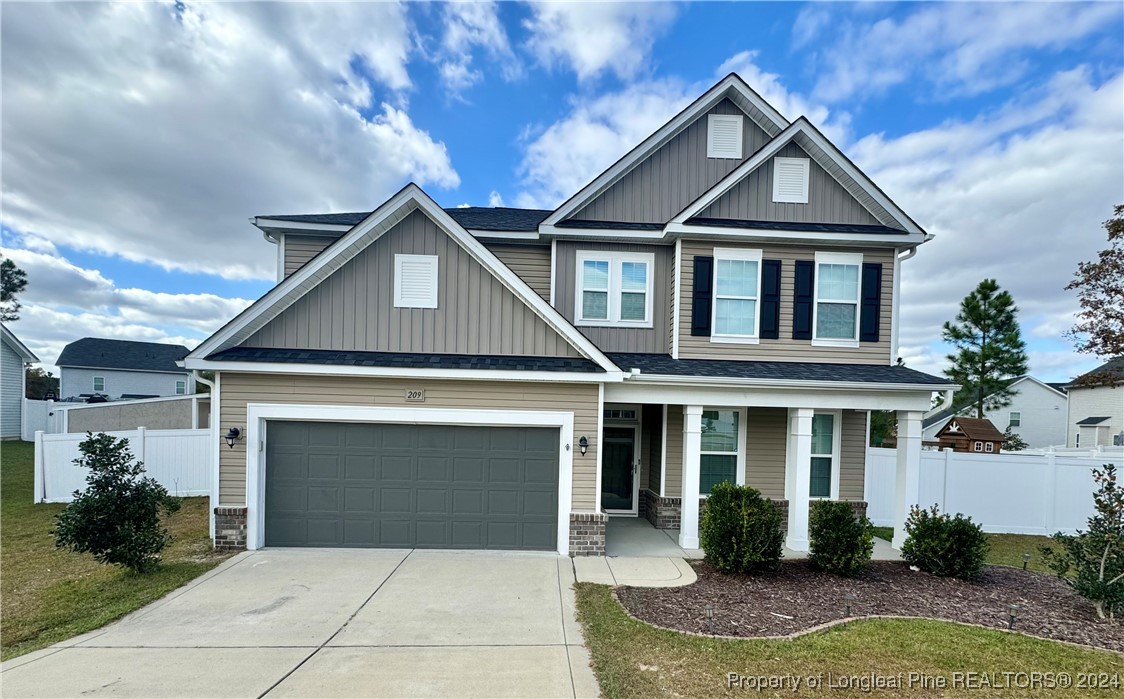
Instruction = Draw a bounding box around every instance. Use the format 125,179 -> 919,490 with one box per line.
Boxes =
871,528 -> 1060,574
1,440 -> 231,660
872,525 -> 894,541
575,583 -> 1124,698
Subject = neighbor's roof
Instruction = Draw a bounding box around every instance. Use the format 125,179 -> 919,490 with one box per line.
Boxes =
1075,416 -> 1111,426
207,347 -> 604,373
937,416 -> 1006,442
606,353 -> 953,386
1067,357 -> 1124,387
259,207 -> 552,233
56,338 -> 189,373
0,324 -> 38,362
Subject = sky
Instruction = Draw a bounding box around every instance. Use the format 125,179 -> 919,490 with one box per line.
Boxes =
1,1 -> 1122,382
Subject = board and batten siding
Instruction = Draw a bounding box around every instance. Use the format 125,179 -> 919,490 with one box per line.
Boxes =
699,142 -> 881,225
481,242 -> 552,301
744,407 -> 787,499
570,99 -> 770,224
0,340 -> 23,439
677,240 -> 895,364
554,241 -> 673,353
663,405 -> 684,497
245,210 -> 580,357
839,409 -> 868,500
217,373 -> 601,511
284,235 -> 336,277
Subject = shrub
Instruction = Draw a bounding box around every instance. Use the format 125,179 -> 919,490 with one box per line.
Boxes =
54,433 -> 182,574
1040,463 -> 1124,620
809,500 -> 874,577
699,481 -> 784,574
900,504 -> 989,579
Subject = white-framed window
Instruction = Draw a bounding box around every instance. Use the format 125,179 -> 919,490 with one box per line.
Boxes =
812,251 -> 862,348
772,157 -> 810,204
393,254 -> 439,309
575,251 -> 654,327
1075,433 -> 1080,448
973,441 -> 983,452
1009,411 -> 1021,427
711,248 -> 762,343
985,442 -> 995,453
706,114 -> 743,159
700,408 -> 745,495
92,376 -> 105,393
175,380 -> 186,395
810,411 -> 840,498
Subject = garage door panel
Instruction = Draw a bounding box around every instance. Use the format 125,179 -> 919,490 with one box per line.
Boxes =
380,424 -> 416,449
379,520 -> 413,547
415,520 -> 448,547
344,487 -> 376,513
453,490 -> 483,514
488,459 -> 519,483
522,522 -> 555,550
307,423 -> 343,447
307,454 -> 341,479
270,453 -> 306,480
416,488 -> 448,514
453,458 -> 484,483
487,490 -> 519,516
344,455 -> 377,480
343,519 -> 376,546
523,490 -> 555,515
379,487 -> 412,513
487,521 -> 518,548
417,457 -> 450,481
306,518 -> 341,545
380,456 -> 413,481
307,486 -> 340,513
345,425 -> 379,448
451,521 -> 483,547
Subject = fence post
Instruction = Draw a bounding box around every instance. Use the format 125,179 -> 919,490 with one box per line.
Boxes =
33,430 -> 45,503
135,427 -> 146,465
941,447 -> 953,510
191,397 -> 199,430
1043,448 -> 1057,535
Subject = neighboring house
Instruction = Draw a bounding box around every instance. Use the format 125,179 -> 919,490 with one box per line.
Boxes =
57,338 -> 194,401
186,73 -> 954,555
921,376 -> 1068,448
1064,358 -> 1124,447
933,417 -> 1006,453
1,324 -> 38,440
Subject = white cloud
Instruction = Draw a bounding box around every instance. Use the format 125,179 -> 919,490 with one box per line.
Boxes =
1,1 -> 458,282
523,1 -> 677,81
436,1 -> 520,93
488,191 -> 506,208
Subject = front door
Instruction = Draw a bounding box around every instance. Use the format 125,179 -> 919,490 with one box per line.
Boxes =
601,426 -> 638,514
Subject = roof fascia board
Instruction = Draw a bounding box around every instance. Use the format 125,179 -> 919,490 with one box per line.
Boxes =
539,224 -> 666,241
1,325 -> 38,362
57,364 -> 188,374
623,373 -> 956,392
253,218 -> 354,233
258,219 -> 543,241
664,223 -> 925,247
183,358 -> 622,383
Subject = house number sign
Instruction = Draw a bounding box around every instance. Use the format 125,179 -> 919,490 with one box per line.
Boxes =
405,389 -> 426,402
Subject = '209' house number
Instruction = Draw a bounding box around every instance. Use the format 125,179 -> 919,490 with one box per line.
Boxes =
405,389 -> 425,402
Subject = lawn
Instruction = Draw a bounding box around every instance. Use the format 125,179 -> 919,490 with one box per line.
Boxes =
871,527 -> 1060,574
1,440 -> 231,660
575,583 -> 1124,698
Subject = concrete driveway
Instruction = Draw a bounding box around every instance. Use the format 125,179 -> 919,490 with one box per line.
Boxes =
1,549 -> 600,699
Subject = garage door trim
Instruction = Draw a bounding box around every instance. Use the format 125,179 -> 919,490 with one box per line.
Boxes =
244,403 -> 574,555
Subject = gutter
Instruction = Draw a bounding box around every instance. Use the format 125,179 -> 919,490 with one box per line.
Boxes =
621,372 -> 958,393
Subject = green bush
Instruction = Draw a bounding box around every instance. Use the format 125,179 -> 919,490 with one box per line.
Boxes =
808,500 -> 874,577
699,481 -> 784,574
900,505 -> 989,580
54,433 -> 182,574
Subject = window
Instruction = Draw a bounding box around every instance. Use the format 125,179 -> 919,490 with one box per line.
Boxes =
706,114 -> 743,159
393,254 -> 439,308
772,157 -> 810,203
92,376 -> 105,393
985,442 -> 995,453
712,248 -> 762,342
973,441 -> 983,452
575,251 -> 654,326
175,380 -> 186,395
810,413 -> 837,498
1075,433 -> 1080,448
813,252 -> 862,346
700,409 -> 741,495
1009,411 -> 1021,427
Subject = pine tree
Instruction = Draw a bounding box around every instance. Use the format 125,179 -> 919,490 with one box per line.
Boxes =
941,279 -> 1029,418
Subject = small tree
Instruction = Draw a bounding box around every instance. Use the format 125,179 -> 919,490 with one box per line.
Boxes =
1040,464 -> 1124,620
1002,426 -> 1029,451
1066,205 -> 1124,384
54,433 -> 182,574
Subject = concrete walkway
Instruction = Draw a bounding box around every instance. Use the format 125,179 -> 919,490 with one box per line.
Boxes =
1,549 -> 600,699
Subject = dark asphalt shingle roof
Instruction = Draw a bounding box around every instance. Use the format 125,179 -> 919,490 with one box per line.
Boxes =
1068,357 -> 1124,387
684,218 -> 908,235
554,219 -> 665,231
56,338 -> 189,373
207,347 -> 605,373
258,207 -> 552,232
1076,416 -> 1111,426
606,353 -> 952,386
923,408 -> 956,429
1047,382 -> 1069,394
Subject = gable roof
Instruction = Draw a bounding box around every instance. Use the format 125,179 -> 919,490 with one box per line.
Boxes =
256,207 -> 551,233
937,416 -> 1006,442
1067,357 -> 1124,388
670,117 -> 925,235
188,184 -> 621,375
1075,416 -> 1111,426
1,324 -> 38,362
541,73 -> 790,228
1006,375 -> 1069,398
57,338 -> 188,373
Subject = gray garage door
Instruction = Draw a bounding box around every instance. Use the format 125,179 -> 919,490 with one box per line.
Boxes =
264,421 -> 559,550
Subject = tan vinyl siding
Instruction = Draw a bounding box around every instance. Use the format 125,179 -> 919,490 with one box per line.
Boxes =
663,405 -> 683,497
482,242 -> 552,301
643,404 -> 663,493
284,235 -> 337,277
217,373 -> 600,510
554,241 -> 672,353
245,210 -> 580,357
745,407 -> 787,499
677,240 -> 894,364
699,142 -> 881,225
571,99 -> 770,224
839,409 -> 867,500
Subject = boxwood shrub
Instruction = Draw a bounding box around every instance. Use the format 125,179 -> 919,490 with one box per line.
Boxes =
808,500 -> 874,577
900,504 -> 989,580
700,481 -> 784,574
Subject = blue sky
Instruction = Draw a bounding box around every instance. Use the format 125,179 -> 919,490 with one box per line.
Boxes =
2,1 -> 1122,381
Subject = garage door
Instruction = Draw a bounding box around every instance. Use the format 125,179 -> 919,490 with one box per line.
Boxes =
264,421 -> 559,550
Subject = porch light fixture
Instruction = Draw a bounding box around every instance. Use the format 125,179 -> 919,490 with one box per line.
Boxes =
1022,553 -> 1031,571
1007,603 -> 1021,630
578,436 -> 589,456
843,592 -> 857,618
225,427 -> 242,449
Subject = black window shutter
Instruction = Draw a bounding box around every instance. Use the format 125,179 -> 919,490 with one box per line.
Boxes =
760,259 -> 781,339
792,260 -> 814,340
690,256 -> 714,336
860,262 -> 883,343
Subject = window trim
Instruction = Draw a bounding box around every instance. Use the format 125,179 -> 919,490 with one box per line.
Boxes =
175,380 -> 187,395
810,409 -> 841,500
985,442 -> 995,453
1009,411 -> 1021,427
973,441 -> 983,452
393,254 -> 439,309
574,250 -> 655,328
772,156 -> 810,204
710,247 -> 763,345
92,376 -> 105,393
699,406 -> 746,497
811,251 -> 863,348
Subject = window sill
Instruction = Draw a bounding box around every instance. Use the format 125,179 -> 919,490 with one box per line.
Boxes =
575,319 -> 653,329
709,335 -> 760,345
811,338 -> 860,349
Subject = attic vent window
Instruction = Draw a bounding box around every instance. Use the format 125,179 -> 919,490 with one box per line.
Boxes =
772,156 -> 810,203
393,254 -> 439,309
706,114 -> 743,159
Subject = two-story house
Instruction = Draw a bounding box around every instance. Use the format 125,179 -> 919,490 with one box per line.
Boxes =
1065,357 -> 1124,448
186,74 -> 954,555
58,337 -> 195,401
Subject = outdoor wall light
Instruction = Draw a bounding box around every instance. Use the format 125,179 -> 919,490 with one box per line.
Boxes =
225,427 -> 242,449
578,436 -> 589,456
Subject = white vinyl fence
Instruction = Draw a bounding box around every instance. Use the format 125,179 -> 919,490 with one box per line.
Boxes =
21,399 -> 63,440
864,447 -> 1123,535
33,427 -> 211,503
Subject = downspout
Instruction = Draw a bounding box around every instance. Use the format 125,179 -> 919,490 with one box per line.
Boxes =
193,370 -> 217,540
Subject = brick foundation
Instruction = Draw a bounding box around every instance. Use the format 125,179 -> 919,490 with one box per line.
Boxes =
847,500 -> 869,520
569,512 -> 608,556
642,489 -> 681,529
214,506 -> 248,550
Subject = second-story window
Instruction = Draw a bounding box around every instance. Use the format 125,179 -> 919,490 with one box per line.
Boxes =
813,252 -> 862,346
712,248 -> 762,342
576,251 -> 654,327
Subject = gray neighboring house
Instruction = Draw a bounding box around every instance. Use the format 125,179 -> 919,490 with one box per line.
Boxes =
1,324 -> 38,440
57,338 -> 194,401
921,376 -> 1069,448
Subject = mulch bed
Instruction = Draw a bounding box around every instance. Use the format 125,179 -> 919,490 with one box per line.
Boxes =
617,560 -> 1124,653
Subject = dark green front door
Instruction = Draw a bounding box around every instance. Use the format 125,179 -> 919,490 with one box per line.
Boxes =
264,421 -> 559,550
601,426 -> 636,512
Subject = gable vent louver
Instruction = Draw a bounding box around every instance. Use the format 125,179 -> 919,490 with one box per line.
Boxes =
394,254 -> 439,309
707,114 -> 743,159
772,157 -> 810,203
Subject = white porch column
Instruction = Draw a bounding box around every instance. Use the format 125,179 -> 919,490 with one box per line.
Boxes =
679,405 -> 703,549
892,410 -> 923,550
785,408 -> 814,551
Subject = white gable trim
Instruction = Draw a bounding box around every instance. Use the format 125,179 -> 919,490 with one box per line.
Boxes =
1,324 -> 38,362
188,184 -> 622,376
542,74 -> 790,228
